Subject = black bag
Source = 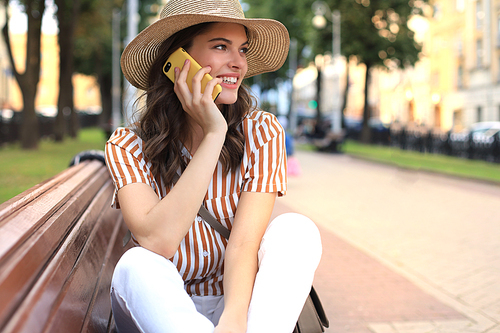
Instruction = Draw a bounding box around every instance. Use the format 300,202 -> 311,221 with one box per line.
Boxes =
293,286 -> 329,332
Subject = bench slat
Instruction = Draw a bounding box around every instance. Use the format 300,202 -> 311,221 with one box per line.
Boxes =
81,220 -> 131,333
2,181 -> 116,333
42,190 -> 124,333
0,163 -> 85,225
0,166 -> 109,327
0,161 -> 105,261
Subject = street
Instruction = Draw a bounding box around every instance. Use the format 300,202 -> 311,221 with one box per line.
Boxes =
272,150 -> 500,333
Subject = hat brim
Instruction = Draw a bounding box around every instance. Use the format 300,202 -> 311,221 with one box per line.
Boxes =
121,14 -> 290,91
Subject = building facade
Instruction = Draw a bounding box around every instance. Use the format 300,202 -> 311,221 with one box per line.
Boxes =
430,0 -> 500,131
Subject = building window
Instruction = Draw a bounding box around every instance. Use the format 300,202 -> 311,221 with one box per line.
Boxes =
476,0 -> 483,30
476,39 -> 483,67
498,15 -> 500,47
453,110 -> 463,131
457,65 -> 463,88
498,56 -> 500,82
477,106 -> 482,122
457,36 -> 463,56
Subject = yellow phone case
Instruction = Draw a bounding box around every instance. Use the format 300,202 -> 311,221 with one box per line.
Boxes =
163,48 -> 222,101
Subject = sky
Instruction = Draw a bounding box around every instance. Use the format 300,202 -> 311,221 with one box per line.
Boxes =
8,0 -> 58,34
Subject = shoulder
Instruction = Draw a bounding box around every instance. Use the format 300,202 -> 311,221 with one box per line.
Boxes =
107,127 -> 144,152
242,110 -> 285,138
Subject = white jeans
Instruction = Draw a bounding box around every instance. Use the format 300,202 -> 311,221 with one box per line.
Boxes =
110,213 -> 322,333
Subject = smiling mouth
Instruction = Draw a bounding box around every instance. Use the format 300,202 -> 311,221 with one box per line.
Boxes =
221,77 -> 237,85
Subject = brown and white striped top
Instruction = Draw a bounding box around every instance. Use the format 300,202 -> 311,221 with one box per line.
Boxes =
105,110 -> 287,296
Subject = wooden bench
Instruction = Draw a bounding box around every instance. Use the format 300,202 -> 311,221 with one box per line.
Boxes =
0,156 -> 130,333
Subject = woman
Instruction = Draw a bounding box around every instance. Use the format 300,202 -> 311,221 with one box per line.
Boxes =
105,1 -> 322,332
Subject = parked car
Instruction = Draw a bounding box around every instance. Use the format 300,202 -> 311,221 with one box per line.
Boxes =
451,121 -> 500,142
469,121 -> 500,137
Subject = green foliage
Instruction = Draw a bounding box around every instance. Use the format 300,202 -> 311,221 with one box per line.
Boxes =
74,0 -> 161,78
242,0 -> 425,91
339,0 -> 423,69
243,0 -> 318,88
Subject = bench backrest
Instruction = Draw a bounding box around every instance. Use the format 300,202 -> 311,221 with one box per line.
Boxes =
0,161 -> 129,333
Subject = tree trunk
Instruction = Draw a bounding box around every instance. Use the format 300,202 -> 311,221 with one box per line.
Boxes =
21,86 -> 38,149
55,0 -> 79,141
360,62 -> 372,143
98,74 -> 113,138
340,60 -> 350,129
2,0 -> 46,149
315,66 -> 322,126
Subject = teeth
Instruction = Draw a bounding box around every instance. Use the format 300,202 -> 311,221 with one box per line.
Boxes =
222,77 -> 237,84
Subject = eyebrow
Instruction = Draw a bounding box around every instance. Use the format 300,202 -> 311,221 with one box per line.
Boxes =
207,37 -> 249,46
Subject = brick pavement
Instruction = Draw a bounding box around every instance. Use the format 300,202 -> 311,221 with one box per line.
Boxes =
272,150 -> 500,333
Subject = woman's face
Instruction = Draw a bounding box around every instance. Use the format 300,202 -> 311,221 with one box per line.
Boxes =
186,23 -> 249,105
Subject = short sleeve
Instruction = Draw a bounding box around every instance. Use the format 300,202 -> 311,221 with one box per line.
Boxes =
105,127 -> 157,208
242,112 -> 287,196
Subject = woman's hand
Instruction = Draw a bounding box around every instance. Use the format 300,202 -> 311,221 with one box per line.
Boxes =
173,59 -> 227,136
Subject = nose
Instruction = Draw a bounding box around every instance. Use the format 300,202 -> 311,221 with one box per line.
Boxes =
228,50 -> 247,71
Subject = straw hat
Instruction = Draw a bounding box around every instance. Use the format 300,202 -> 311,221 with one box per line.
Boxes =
121,0 -> 290,91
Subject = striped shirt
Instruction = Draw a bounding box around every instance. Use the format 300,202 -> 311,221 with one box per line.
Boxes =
105,110 -> 287,296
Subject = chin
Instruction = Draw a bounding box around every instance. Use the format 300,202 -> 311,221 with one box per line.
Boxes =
215,92 -> 238,105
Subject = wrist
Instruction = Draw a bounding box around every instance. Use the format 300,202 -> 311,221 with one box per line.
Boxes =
203,128 -> 227,144
217,311 -> 247,332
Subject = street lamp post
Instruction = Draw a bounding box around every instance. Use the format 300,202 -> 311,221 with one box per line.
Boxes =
312,1 -> 342,135
111,9 -> 121,131
123,0 -> 139,126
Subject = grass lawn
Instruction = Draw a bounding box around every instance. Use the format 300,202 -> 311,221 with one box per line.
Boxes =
298,139 -> 500,184
0,128 -> 108,204
2,131 -> 499,204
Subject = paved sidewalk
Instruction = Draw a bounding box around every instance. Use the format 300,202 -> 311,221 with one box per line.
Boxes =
273,150 -> 500,333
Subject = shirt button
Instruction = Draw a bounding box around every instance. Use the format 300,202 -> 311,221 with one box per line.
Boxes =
202,251 -> 209,257
196,216 -> 202,222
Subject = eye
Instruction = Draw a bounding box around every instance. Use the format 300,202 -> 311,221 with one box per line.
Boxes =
240,47 -> 249,54
215,44 -> 227,51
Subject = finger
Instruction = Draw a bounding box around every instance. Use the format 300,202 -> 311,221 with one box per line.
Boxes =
191,66 -> 212,100
174,59 -> 192,98
202,77 -> 223,101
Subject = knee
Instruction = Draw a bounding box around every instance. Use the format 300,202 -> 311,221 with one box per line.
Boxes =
112,247 -> 182,292
265,213 -> 322,261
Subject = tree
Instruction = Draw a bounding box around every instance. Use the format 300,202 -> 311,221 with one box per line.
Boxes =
2,0 -> 46,149
73,0 -> 160,136
315,0 -> 423,142
54,0 -> 82,141
244,0 -> 424,142
244,0 -> 318,88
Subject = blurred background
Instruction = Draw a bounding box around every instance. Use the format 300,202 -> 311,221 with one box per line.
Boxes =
1,0 -> 500,209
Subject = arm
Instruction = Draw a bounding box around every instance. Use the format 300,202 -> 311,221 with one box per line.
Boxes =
115,61 -> 226,259
215,191 -> 277,333
116,131 -> 225,258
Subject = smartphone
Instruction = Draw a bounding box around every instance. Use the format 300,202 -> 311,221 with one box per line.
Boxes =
163,47 -> 222,101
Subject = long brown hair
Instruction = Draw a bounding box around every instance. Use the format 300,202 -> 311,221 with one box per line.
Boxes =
133,23 -> 256,188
